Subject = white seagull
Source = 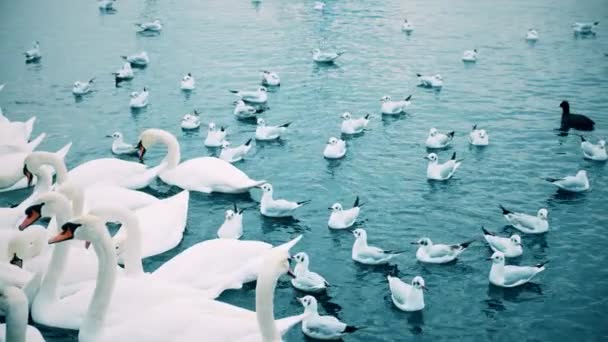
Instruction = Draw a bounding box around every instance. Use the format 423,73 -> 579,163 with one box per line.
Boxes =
401,19 -> 414,33
121,52 -> 149,67
258,183 -> 310,218
229,87 -> 268,104
180,73 -> 196,90
380,95 -> 412,115
219,139 -> 253,163
579,136 -> 606,161
413,237 -> 474,264
462,49 -> 478,62
129,88 -> 149,108
113,62 -> 134,84
387,275 -> 426,312
217,203 -> 244,239
255,118 -> 290,141
24,41 -> 41,63
545,170 -> 589,192
204,122 -> 227,147
328,196 -> 362,229
299,296 -> 360,340
572,21 -> 598,34
481,226 -> 523,258
136,19 -> 162,32
313,2 -> 326,11
488,251 -> 546,288
425,152 -> 462,181
340,112 -> 369,134
291,252 -> 329,293
351,228 -> 402,265
499,205 -> 549,234
312,49 -> 344,63
72,78 -> 95,95
426,127 -> 454,149
417,73 -> 443,88
233,100 -> 258,119
261,70 -> 280,86
323,137 -> 346,159
107,132 -> 138,155
180,111 -> 201,130
526,29 -> 539,41
469,125 -> 489,146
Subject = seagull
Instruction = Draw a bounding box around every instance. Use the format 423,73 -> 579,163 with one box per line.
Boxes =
425,152 -> 462,181
219,139 -> 253,163
180,73 -> 196,90
258,183 -> 310,218
204,122 -> 227,147
328,196 -> 362,229
413,237 -> 473,264
312,49 -> 344,63
572,21 -> 599,34
261,70 -> 280,86
229,87 -> 268,104
499,205 -> 549,234
299,296 -> 360,340
136,19 -> 162,32
255,118 -> 290,140
24,41 -> 41,63
545,170 -> 589,192
313,2 -> 326,11
233,100 -> 258,119
488,251 -> 546,288
107,132 -> 138,155
481,227 -> 522,258
351,228 -> 402,265
181,111 -> 201,130
469,125 -> 489,146
113,62 -> 134,85
121,51 -> 149,67
417,73 -> 443,88
291,252 -> 329,293
426,128 -> 454,149
340,112 -> 369,134
72,78 -> 95,95
387,275 -> 426,312
323,137 -> 346,159
579,136 -> 607,161
98,0 -> 116,10
129,87 -> 149,108
401,19 -> 414,33
462,49 -> 478,62
526,29 -> 539,41
217,203 -> 244,239
380,95 -> 412,115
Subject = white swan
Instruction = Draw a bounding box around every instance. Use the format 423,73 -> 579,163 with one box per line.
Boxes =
0,115 -> 36,146
0,131 -> 44,160
121,52 -> 149,67
137,128 -> 266,193
181,111 -> 201,130
72,78 -> 95,95
48,215 -> 306,341
0,167 -> 52,230
0,285 -> 45,342
180,73 -> 196,90
129,88 -> 149,108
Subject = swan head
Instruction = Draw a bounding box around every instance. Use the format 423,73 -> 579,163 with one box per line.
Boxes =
7,227 -> 47,268
298,295 -> 318,313
19,192 -> 70,230
424,153 -> 438,162
352,228 -> 367,240
414,237 -> 432,247
537,208 -> 548,220
510,235 -> 522,246
428,127 -> 438,137
411,276 -> 426,291
329,202 -> 343,212
380,95 -> 391,102
257,118 -> 266,127
137,128 -> 171,162
489,251 -> 505,264
49,215 -> 105,245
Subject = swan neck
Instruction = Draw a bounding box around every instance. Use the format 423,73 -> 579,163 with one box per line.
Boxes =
156,131 -> 181,169
34,152 -> 69,184
256,269 -> 279,342
3,287 -> 28,342
105,208 -> 144,276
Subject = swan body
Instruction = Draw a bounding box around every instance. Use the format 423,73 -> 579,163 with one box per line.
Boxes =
387,276 -> 425,311
380,95 -> 411,115
0,285 -> 46,342
0,132 -> 45,158
122,52 -> 149,67
129,88 -> 149,108
425,152 -> 462,181
340,112 -> 369,134
256,118 -> 290,140
72,78 -> 94,95
219,139 -> 253,163
204,123 -> 227,147
180,73 -> 195,90
180,111 -> 200,130
138,129 -> 266,194
0,116 -> 36,148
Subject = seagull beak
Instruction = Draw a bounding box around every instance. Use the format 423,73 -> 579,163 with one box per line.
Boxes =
105,135 -> 113,138
486,257 -> 493,260
327,207 -> 333,210
422,285 -> 429,292
287,269 -> 296,278
423,156 -> 430,160
410,242 -> 419,245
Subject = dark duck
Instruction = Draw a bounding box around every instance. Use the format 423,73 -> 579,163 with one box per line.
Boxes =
560,101 -> 595,131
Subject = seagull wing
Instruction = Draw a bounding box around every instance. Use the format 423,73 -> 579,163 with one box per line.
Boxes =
309,316 -> 348,335
427,244 -> 453,258
503,265 -> 541,286
438,160 -> 457,179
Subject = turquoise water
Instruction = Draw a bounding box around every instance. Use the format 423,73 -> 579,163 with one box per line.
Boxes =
1,0 -> 608,340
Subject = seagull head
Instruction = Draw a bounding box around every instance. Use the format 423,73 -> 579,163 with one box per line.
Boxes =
380,95 -> 391,103
352,228 -> 366,240
412,237 -> 431,247
424,153 -> 438,162
412,276 -> 427,291
257,118 -> 266,127
329,202 -> 343,212
298,295 -> 318,312
258,183 -> 273,194
293,252 -> 309,265
488,251 -> 505,264
537,208 -> 548,220
598,140 -> 606,148
428,127 -> 438,137
341,112 -> 352,120
327,137 -> 339,145
224,209 -> 236,220
510,235 -> 522,246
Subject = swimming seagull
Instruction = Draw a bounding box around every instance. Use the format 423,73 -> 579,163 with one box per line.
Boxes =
255,118 -> 290,140
579,135 -> 607,161
462,49 -> 478,62
526,29 -> 539,41
380,95 -> 412,115
233,100 -> 258,119
230,87 -> 268,104
258,183 -> 310,218
180,73 -> 196,90
323,137 -> 346,159
261,70 -> 280,86
312,49 -> 344,63
488,251 -> 546,288
481,226 -> 523,258
328,196 -> 362,229
387,275 -> 426,312
499,205 -> 549,234
219,139 -> 253,163
107,132 -> 138,155
217,203 -> 244,239
417,73 -> 443,88
560,101 -> 595,131
136,19 -> 162,32
572,21 -> 599,34
425,152 -> 462,181
413,237 -> 473,264
24,41 -> 41,63
426,128 -> 454,149
204,122 -> 227,147
469,125 -> 489,146
181,110 -> 201,130
545,170 -> 589,192
129,87 -> 149,108
113,62 -> 134,85
72,78 -> 95,95
121,51 -> 149,67
291,252 -> 329,293
351,228 -> 403,265
313,2 -> 325,11
98,0 -> 116,10
299,296 -> 360,340
340,112 -> 370,134
401,19 -> 414,33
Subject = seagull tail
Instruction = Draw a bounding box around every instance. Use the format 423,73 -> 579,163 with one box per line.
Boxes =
498,204 -> 512,215
364,113 -> 371,120
120,55 -> 128,60
244,138 -> 252,146
353,196 -> 363,208
447,131 -> 455,138
279,122 -> 292,128
416,73 -> 422,77
544,177 -> 560,183
89,77 -> 96,84
344,325 -> 363,333
536,260 -> 549,269
297,200 -> 311,206
594,21 -> 599,26
481,226 -> 495,236
405,94 -> 412,101
472,124 -> 477,130
459,239 -> 475,249
228,90 -> 239,94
